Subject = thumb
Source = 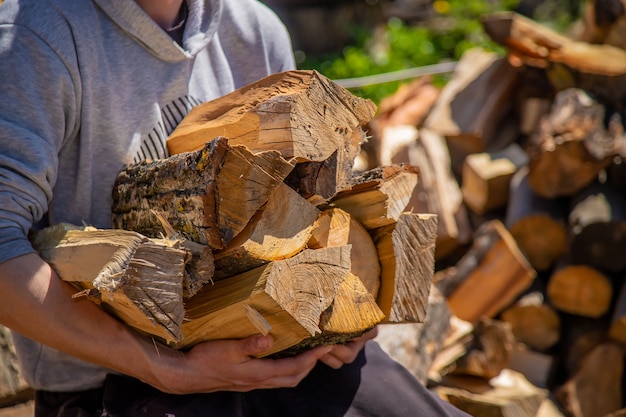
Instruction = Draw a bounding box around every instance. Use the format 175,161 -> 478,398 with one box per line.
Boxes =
240,334 -> 274,357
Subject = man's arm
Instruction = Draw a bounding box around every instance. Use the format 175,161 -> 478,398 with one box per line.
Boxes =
0,253 -> 333,394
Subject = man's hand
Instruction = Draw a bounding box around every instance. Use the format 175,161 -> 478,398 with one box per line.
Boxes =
318,326 -> 379,369
152,334 -> 333,394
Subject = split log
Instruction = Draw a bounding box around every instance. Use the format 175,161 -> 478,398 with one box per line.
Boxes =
307,207 -> 381,297
505,166 -> 569,271
423,48 -> 520,174
325,164 -> 420,230
554,343 -> 624,417
546,264 -> 613,318
452,318 -> 516,380
112,136 -> 294,250
524,88 -> 622,199
166,70 -> 376,203
212,183 -> 319,281
461,143 -> 528,215
442,220 -> 536,324
568,181 -> 626,273
0,327 -> 33,408
437,369 -> 547,417
508,345 -> 555,389
501,303 -> 560,352
375,285 -> 451,384
371,212 -> 438,323
178,246 -> 384,356
32,224 -> 188,343
609,282 -> 626,345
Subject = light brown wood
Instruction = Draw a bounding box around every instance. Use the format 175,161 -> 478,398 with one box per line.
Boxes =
423,48 -> 520,173
500,304 -> 560,352
554,343 -> 624,417
437,369 -> 547,417
524,89 -> 619,199
166,70 -> 376,203
178,246 -> 383,356
371,212 -> 438,323
325,164 -> 420,230
112,137 -> 294,250
445,220 -> 537,324
307,208 -> 381,297
212,183 -> 320,280
609,283 -> 626,345
547,265 -> 613,318
32,224 -> 187,343
461,143 -> 528,215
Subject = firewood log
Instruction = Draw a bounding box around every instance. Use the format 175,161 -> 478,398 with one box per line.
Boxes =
166,70 -> 376,203
0,326 -> 33,408
505,166 -> 569,271
32,224 -> 188,343
112,136 -> 294,250
508,345 -> 555,389
437,369 -> 547,417
554,343 -> 624,417
212,182 -> 320,281
547,264 -> 613,318
568,181 -> 626,273
178,246 -> 383,356
461,143 -> 528,215
501,302 -> 561,352
371,212 -> 438,323
441,220 -> 537,324
609,282 -> 626,345
423,48 -> 520,174
307,207 -> 381,297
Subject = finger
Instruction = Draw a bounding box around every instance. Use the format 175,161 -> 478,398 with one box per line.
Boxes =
319,353 -> 344,369
239,334 -> 274,358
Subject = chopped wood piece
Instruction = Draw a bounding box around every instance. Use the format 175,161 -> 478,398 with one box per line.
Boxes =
547,265 -> 613,318
376,285 -> 451,384
437,369 -> 547,417
307,208 -> 381,297
371,213 -> 438,323
179,246 -> 368,356
0,326 -> 33,408
452,318 -> 516,379
429,315 -> 474,382
32,224 -> 187,343
212,183 -> 319,280
423,48 -> 520,173
167,70 -> 376,161
524,89 -> 622,199
501,304 -> 561,352
444,220 -> 536,324
461,143 -> 528,215
166,70 -> 376,203
325,164 -> 420,230
554,343 -> 624,417
609,283 -> 626,344
505,167 -> 569,271
508,345 -> 555,389
112,137 -> 294,249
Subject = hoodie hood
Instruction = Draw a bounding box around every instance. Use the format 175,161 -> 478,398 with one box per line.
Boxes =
92,0 -> 222,60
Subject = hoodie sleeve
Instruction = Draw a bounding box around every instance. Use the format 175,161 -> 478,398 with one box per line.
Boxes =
0,20 -> 79,264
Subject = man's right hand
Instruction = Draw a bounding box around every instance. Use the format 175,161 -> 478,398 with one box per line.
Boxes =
149,334 -> 333,394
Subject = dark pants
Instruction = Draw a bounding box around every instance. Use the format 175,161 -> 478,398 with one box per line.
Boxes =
35,342 -> 469,417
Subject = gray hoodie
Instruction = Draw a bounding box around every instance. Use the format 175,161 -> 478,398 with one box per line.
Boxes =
0,0 -> 294,391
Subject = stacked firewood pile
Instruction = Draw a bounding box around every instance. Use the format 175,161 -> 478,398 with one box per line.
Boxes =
370,4 -> 626,417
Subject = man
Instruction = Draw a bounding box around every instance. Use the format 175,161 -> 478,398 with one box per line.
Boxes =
0,0 -> 469,415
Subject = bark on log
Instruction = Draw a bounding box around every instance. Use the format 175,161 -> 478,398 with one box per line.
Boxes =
212,182 -> 319,281
32,224 -> 188,343
112,137 -> 294,249
166,70 -> 376,203
371,212 -> 438,323
307,207 -> 381,298
442,220 -> 537,324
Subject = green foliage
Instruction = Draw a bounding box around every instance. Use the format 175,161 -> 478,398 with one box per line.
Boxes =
299,0 -> 583,104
